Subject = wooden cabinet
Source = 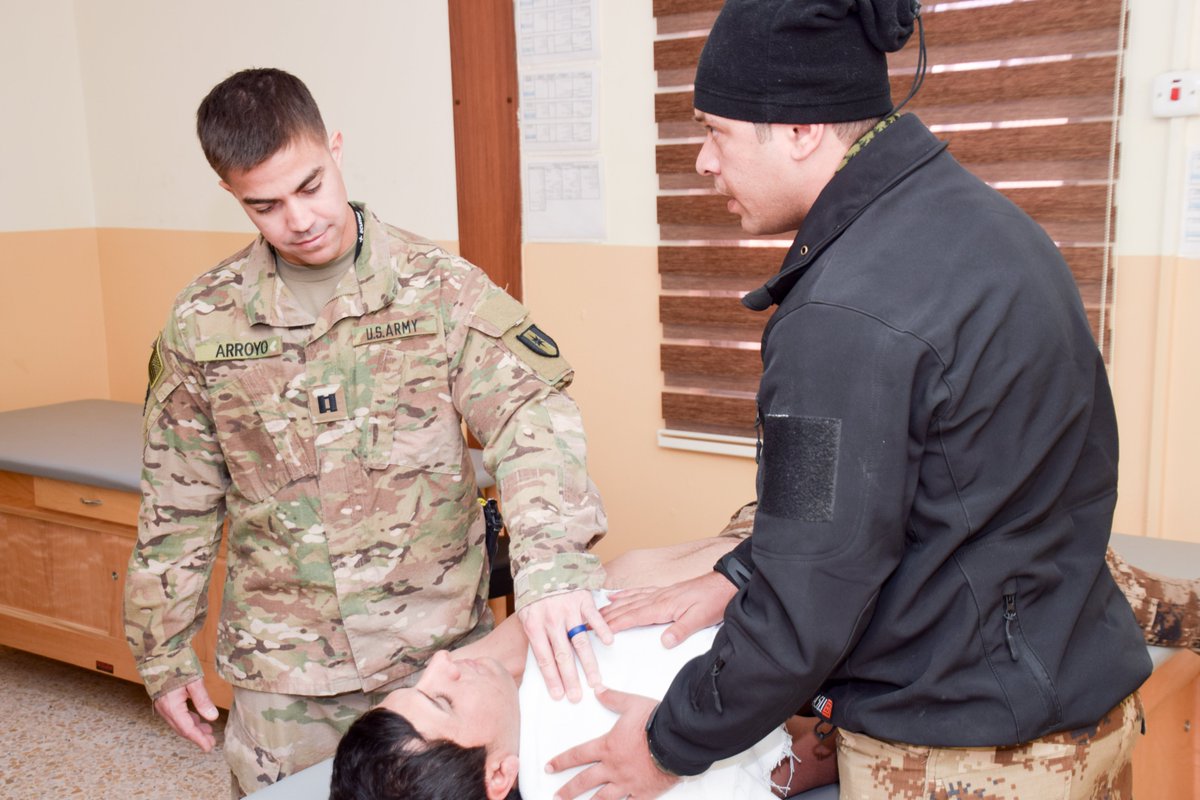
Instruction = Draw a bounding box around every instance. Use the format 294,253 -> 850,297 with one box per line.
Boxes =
1134,649 -> 1200,797
0,470 -> 232,708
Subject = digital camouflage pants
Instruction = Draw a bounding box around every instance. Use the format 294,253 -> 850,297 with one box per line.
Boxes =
836,693 -> 1142,800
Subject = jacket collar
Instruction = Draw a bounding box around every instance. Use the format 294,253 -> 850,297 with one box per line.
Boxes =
241,202 -> 399,328
742,114 -> 947,311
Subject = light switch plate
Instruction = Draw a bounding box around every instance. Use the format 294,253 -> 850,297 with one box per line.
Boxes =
1153,72 -> 1200,118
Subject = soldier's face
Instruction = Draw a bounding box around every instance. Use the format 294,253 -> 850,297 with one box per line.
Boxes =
379,650 -> 521,755
693,110 -> 811,236
220,132 -> 356,267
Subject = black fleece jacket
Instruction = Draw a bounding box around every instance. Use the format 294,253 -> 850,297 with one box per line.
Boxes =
649,114 -> 1151,775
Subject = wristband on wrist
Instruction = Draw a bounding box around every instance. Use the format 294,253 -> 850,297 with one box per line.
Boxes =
713,550 -> 753,589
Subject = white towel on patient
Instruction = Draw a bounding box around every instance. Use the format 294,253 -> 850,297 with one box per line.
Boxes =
518,591 -> 790,800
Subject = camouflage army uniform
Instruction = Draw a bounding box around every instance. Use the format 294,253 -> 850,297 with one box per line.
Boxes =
125,204 -> 606,787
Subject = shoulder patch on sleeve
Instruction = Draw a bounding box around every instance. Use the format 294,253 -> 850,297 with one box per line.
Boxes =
147,335 -> 165,393
515,324 -> 559,358
471,289 -> 573,386
501,323 -> 573,387
473,291 -> 529,337
759,414 -> 841,522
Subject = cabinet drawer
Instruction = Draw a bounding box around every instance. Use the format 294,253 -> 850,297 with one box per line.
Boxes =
33,477 -> 139,526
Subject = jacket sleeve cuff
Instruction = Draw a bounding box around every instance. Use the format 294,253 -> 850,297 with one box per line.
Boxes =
713,535 -> 755,588
646,700 -> 715,777
513,552 -> 606,609
136,648 -> 204,701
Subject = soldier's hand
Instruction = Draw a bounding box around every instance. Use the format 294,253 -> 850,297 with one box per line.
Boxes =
546,688 -> 678,800
518,589 -> 613,702
601,571 -> 736,648
153,679 -> 219,752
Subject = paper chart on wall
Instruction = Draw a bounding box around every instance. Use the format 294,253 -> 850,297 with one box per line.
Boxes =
520,68 -> 599,152
523,158 -> 605,241
515,0 -> 604,241
516,0 -> 599,63
1181,148 -> 1200,259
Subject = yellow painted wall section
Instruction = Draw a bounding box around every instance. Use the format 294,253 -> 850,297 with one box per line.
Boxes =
522,242 -> 758,559
0,230 -> 110,411
96,228 -> 255,404
1161,260 -> 1200,540
1110,253 -> 1160,538
1112,254 -> 1200,544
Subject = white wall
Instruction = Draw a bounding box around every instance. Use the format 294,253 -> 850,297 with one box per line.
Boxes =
596,1 -> 659,246
70,0 -> 461,240
4,1 -> 659,242
1114,0 -> 1199,257
0,0 -> 96,231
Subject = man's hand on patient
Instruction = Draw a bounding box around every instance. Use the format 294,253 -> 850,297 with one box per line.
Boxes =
547,688 -> 678,800
601,571 -> 737,648
153,679 -> 219,752
518,588 -> 613,702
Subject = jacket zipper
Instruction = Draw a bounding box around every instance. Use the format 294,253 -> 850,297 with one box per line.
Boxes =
754,408 -> 763,464
999,586 -> 1063,728
709,656 -> 725,713
1003,592 -> 1020,661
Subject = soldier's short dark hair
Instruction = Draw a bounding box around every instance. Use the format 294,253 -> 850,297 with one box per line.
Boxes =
330,707 -> 517,800
831,117 -> 884,145
196,67 -> 328,178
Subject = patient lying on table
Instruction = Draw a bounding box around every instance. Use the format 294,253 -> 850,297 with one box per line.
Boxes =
330,502 -> 1200,800
329,536 -> 820,800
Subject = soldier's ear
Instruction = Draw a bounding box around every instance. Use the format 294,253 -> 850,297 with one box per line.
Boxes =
787,123 -> 824,161
218,179 -> 232,195
328,131 -> 344,167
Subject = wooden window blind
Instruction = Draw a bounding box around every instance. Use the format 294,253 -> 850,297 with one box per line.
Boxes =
654,0 -> 1128,439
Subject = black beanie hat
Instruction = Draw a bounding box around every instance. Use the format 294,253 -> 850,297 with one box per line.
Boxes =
694,0 -> 919,124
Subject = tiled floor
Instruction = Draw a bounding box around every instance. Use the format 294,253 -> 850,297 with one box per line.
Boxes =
0,646 -> 229,799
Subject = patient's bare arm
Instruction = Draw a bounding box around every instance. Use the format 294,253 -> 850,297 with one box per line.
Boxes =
599,503 -> 754,643
601,502 -> 755,591
602,537 -> 740,590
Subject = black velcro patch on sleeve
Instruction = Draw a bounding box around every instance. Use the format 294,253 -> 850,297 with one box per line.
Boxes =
759,414 -> 841,522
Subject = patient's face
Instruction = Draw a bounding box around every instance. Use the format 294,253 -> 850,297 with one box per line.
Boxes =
380,649 -> 521,754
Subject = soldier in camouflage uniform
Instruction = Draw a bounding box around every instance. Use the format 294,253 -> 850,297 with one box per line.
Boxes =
124,68 -> 610,795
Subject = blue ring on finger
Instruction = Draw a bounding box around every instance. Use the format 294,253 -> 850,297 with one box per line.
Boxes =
566,623 -> 589,641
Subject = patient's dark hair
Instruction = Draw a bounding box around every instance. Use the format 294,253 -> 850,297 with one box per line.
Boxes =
330,707 -> 519,800
196,67 -> 327,178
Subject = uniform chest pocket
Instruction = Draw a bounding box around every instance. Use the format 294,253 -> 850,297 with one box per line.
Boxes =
359,345 -> 464,475
208,362 -> 318,503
